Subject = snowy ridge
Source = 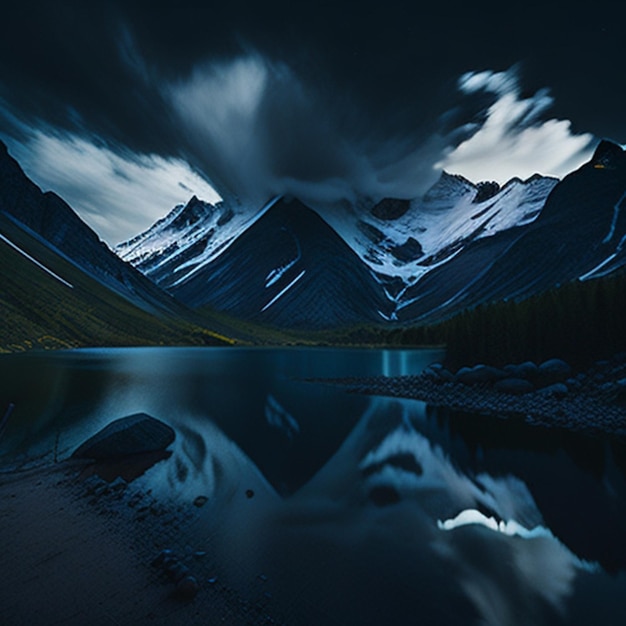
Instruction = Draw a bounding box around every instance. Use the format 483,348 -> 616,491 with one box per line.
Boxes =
316,172 -> 558,286
116,195 -> 281,288
115,172 -> 558,319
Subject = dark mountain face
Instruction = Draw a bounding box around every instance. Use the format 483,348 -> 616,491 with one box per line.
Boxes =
168,198 -> 394,329
397,141 -> 626,322
6,136 -> 626,336
0,141 -> 188,316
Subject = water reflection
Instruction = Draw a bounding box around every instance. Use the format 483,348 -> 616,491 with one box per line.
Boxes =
1,347 -> 625,624
157,394 -> 622,626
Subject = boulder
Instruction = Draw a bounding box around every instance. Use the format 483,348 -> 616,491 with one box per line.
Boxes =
424,364 -> 454,382
503,362 -> 538,380
494,378 -> 535,395
537,359 -> 572,385
456,364 -> 506,386
73,413 -> 175,460
565,378 -> 582,391
517,361 -> 539,379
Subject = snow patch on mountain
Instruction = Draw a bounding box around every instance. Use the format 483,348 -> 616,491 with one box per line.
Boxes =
316,172 -> 558,286
261,269 -> 306,312
116,195 -> 281,285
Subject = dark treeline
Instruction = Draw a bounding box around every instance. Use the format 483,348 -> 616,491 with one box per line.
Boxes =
361,270 -> 626,370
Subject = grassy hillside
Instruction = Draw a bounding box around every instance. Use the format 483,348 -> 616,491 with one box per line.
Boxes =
0,220 -> 236,352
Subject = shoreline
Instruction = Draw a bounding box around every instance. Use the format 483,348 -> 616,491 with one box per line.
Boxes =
315,372 -> 626,442
0,461 -> 284,625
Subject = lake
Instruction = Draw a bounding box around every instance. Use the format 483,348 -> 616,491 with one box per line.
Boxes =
1,346 -> 625,625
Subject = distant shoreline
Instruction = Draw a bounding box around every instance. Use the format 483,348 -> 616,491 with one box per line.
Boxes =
315,371 -> 626,442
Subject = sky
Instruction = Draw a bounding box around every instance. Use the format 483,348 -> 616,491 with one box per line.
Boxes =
0,1 -> 624,244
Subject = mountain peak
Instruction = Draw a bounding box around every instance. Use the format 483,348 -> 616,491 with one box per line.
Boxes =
169,195 -> 216,230
590,139 -> 625,170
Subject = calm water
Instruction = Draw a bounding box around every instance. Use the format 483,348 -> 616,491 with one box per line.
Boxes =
1,347 -> 625,625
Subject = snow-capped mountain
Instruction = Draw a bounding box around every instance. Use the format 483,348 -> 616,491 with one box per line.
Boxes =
317,172 -> 557,284
116,195 -> 271,284
165,197 -> 393,329
118,171 -> 558,299
115,139 -> 626,329
396,140 -> 626,322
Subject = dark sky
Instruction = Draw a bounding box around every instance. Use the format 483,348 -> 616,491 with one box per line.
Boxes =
0,1 -> 624,242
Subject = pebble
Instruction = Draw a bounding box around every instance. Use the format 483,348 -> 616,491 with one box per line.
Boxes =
193,495 -> 208,507
175,575 -> 200,600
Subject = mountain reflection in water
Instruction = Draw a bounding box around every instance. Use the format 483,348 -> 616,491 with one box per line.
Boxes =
1,347 -> 625,625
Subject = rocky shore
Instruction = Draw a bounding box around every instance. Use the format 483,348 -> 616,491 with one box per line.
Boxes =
322,354 -> 626,441
0,459 -> 284,625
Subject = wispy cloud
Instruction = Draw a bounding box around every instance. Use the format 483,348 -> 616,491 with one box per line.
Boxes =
437,68 -> 595,183
1,120 -> 220,244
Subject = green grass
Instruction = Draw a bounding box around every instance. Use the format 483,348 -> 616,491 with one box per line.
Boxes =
0,219 -> 236,352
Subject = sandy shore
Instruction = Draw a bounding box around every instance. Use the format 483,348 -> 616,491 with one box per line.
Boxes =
0,461 -> 284,626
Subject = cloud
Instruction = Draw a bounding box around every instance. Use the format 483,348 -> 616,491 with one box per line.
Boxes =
164,53 -> 451,206
1,122 -> 220,245
0,53 -> 601,247
437,69 -> 595,183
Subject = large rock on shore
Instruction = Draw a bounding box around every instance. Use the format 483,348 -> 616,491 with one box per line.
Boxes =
73,413 -> 175,460
504,361 -> 539,380
537,359 -> 572,385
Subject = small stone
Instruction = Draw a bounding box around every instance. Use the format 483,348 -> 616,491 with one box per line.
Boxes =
456,364 -> 505,386
109,477 -> 127,491
166,561 -> 190,582
176,575 -> 200,600
537,383 -> 569,398
152,549 -> 173,568
193,496 -> 208,507
516,361 -> 539,379
494,378 -> 535,395
538,359 -> 572,384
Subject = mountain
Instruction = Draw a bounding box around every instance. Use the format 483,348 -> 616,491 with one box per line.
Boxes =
119,165 -> 559,327
0,141 -> 234,349
163,197 -> 393,329
396,140 -> 626,322
315,171 -> 558,294
10,134 -> 625,339
0,141 -> 194,317
116,194 -> 266,283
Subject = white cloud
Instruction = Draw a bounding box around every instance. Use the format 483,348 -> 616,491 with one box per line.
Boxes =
438,69 -> 595,183
3,130 -> 221,244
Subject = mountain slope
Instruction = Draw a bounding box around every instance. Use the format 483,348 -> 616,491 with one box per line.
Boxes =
315,171 -> 558,290
397,140 -> 626,322
0,141 -> 243,348
165,198 -> 394,329
115,194 -> 269,283
0,213 -> 231,351
0,140 -> 200,318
